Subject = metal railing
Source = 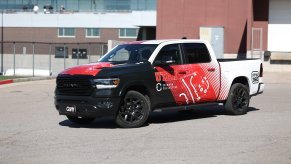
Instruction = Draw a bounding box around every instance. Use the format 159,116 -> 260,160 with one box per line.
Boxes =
0,41 -> 107,77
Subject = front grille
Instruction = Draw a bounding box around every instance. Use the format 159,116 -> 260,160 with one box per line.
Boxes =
56,75 -> 94,96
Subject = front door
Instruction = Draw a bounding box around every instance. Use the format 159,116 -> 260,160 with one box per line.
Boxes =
153,44 -> 193,106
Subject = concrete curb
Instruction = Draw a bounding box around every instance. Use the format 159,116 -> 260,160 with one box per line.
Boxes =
0,79 -> 14,85
0,76 -> 56,85
13,76 -> 56,83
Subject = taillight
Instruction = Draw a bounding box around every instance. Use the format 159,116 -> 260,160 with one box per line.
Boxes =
260,63 -> 263,77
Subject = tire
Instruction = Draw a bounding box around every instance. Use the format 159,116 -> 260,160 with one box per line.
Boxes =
224,83 -> 250,115
66,116 -> 95,124
116,91 -> 151,128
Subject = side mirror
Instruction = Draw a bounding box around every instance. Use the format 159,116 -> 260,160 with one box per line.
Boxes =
154,59 -> 176,66
161,55 -> 176,65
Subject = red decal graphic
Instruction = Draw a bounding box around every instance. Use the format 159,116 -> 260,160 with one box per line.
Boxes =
155,65 -> 217,105
155,72 -> 178,82
60,62 -> 113,76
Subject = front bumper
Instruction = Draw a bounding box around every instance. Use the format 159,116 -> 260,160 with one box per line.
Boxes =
54,95 -> 121,118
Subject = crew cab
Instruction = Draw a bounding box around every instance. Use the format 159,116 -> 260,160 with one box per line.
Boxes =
54,39 -> 264,128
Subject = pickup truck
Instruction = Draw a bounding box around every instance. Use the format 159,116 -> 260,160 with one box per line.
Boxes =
54,39 -> 264,128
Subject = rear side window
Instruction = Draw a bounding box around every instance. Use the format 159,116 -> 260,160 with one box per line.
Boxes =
183,43 -> 211,64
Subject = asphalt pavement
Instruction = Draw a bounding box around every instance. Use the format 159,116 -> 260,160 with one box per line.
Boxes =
0,78 -> 291,164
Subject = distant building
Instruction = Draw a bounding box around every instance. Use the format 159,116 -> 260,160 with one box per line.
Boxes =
0,0 -> 157,45
0,0 -> 157,75
157,0 -> 291,57
2,0 -> 291,73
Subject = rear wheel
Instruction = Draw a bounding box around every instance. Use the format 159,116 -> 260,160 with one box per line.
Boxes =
116,91 -> 150,128
224,83 -> 250,115
66,116 -> 95,124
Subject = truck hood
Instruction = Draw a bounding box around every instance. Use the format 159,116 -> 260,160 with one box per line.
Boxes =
59,62 -> 114,76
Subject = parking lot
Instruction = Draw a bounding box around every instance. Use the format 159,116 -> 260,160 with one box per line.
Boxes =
0,79 -> 291,164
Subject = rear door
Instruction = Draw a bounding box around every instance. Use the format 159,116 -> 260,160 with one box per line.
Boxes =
179,43 -> 220,103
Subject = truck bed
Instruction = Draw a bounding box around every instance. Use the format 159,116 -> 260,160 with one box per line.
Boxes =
218,58 -> 262,96
217,58 -> 260,62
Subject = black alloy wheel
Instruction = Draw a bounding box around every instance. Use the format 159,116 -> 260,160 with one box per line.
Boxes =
225,83 -> 250,115
116,91 -> 150,128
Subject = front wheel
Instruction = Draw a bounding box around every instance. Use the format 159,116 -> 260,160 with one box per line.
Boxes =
66,116 -> 95,124
116,91 -> 150,128
224,83 -> 250,115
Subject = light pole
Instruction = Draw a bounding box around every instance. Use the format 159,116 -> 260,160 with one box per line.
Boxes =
1,10 -> 3,75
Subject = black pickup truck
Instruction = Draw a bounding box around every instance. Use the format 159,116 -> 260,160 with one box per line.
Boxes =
55,40 -> 264,128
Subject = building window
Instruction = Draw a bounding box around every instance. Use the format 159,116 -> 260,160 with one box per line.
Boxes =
86,28 -> 100,38
58,28 -> 75,37
105,0 -> 130,10
119,28 -> 138,38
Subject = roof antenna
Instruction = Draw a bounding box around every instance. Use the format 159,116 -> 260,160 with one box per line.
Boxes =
181,37 -> 187,39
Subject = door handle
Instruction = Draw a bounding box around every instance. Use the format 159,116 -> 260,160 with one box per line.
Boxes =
178,71 -> 187,74
207,68 -> 216,72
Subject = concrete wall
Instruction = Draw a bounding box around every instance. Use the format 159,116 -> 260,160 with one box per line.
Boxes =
3,52 -> 291,77
2,53 -> 102,76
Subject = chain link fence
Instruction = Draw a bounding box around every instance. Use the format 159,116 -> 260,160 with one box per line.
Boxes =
0,42 -> 108,77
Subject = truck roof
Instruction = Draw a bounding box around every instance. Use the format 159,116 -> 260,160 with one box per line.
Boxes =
124,39 -> 209,45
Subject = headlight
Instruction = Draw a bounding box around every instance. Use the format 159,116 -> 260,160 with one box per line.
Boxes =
93,78 -> 120,89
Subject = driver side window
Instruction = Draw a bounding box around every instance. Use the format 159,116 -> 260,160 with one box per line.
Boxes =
154,44 -> 182,65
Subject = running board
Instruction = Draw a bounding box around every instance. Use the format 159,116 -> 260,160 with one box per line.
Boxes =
154,102 -> 223,112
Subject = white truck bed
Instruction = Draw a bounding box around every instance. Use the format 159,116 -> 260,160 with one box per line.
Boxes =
218,59 -> 264,96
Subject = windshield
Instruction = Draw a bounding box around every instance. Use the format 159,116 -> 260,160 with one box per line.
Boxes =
99,44 -> 158,64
